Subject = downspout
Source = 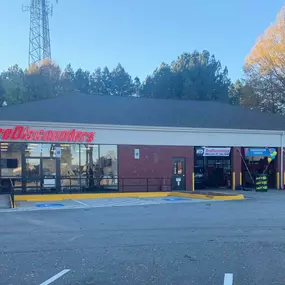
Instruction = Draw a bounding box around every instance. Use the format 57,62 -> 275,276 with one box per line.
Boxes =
281,133 -> 284,190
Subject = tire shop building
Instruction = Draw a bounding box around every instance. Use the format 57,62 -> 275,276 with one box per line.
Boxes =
0,92 -> 285,194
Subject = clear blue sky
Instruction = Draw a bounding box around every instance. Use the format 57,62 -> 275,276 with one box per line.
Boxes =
0,0 -> 284,82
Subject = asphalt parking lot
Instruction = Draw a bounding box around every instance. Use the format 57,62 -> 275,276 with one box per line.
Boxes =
1,191 -> 285,284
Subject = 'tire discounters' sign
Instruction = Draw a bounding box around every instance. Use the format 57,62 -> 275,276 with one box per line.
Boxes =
0,126 -> 95,143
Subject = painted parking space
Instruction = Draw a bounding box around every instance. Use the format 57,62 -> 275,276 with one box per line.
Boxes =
36,203 -> 65,208
9,196 -> 217,212
16,199 -> 79,209
162,197 -> 189,201
37,270 -> 233,285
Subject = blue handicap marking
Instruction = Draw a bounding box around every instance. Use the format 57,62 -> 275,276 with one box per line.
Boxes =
36,203 -> 64,208
163,197 -> 188,202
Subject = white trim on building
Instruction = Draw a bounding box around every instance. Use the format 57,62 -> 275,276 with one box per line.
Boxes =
0,120 -> 284,147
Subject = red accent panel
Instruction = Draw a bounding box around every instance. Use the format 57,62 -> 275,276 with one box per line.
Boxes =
118,145 -> 194,192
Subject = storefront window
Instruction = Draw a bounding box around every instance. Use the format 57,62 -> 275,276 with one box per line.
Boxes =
24,143 -> 41,157
100,145 -> 118,189
80,144 -> 99,190
25,158 -> 41,192
24,143 -> 57,157
1,143 -> 22,176
42,144 -> 57,157
1,143 -> 22,191
60,144 -> 80,190
0,141 -> 119,193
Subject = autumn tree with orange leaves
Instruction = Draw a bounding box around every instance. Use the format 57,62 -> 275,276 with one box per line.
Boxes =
244,6 -> 285,114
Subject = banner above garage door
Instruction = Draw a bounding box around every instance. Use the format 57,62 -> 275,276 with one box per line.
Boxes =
245,148 -> 276,157
196,147 -> 231,157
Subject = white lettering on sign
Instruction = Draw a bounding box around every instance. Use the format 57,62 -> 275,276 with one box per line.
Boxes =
176,177 -> 182,186
43,179 -> 56,188
203,147 -> 231,157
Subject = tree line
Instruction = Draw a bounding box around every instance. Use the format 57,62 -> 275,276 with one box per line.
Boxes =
0,50 -> 232,106
1,5 -> 285,115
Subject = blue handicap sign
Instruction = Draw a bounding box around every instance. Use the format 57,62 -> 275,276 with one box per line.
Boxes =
36,203 -> 64,208
163,197 -> 187,202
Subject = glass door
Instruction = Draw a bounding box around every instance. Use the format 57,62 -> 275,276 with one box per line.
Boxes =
42,158 -> 57,191
172,157 -> 186,190
25,158 -> 41,192
24,158 -> 57,193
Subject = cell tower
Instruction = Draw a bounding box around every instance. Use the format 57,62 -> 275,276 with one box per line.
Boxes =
23,0 -> 58,66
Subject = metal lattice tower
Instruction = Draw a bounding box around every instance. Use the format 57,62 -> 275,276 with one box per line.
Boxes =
23,0 -> 58,66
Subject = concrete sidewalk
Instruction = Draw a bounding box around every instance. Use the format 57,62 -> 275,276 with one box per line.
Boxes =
0,194 -> 11,209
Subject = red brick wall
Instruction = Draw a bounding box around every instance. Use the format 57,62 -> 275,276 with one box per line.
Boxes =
118,145 -> 194,192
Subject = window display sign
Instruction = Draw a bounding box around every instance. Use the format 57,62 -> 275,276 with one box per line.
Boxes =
245,148 -> 276,157
196,147 -> 231,157
55,147 -> 61,158
0,125 -> 95,143
134,149 -> 140,159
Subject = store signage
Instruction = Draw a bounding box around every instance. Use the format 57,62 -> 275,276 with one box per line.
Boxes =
245,148 -> 276,157
255,174 -> 268,192
196,147 -> 231,157
0,125 -> 95,143
134,148 -> 140,159
55,147 -> 62,158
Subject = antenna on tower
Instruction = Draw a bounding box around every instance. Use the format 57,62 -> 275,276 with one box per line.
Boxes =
23,0 -> 58,66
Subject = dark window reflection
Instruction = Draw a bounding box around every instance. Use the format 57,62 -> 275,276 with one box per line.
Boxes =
100,145 -> 118,189
60,144 -> 80,190
80,145 -> 100,189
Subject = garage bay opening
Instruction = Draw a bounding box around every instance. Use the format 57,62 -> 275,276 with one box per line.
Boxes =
194,147 -> 232,189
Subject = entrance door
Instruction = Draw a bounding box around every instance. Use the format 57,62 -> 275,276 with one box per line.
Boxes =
25,158 -> 41,192
25,158 -> 57,192
41,158 -> 56,191
172,157 -> 186,190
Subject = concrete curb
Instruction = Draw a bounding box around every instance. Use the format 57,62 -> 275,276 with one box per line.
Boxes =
15,191 -> 244,202
169,192 -> 245,201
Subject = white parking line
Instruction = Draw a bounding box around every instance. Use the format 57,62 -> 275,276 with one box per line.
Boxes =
224,273 -> 233,285
73,199 -> 89,207
40,269 -> 70,285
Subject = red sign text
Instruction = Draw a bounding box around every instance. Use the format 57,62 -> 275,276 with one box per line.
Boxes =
0,126 -> 95,143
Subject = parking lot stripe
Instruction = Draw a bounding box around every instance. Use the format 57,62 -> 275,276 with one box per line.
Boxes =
73,199 -> 89,207
40,269 -> 70,285
224,273 -> 233,285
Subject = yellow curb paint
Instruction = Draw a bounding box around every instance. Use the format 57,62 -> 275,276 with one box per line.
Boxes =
15,191 -> 244,202
15,192 -> 169,202
168,192 -> 244,201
